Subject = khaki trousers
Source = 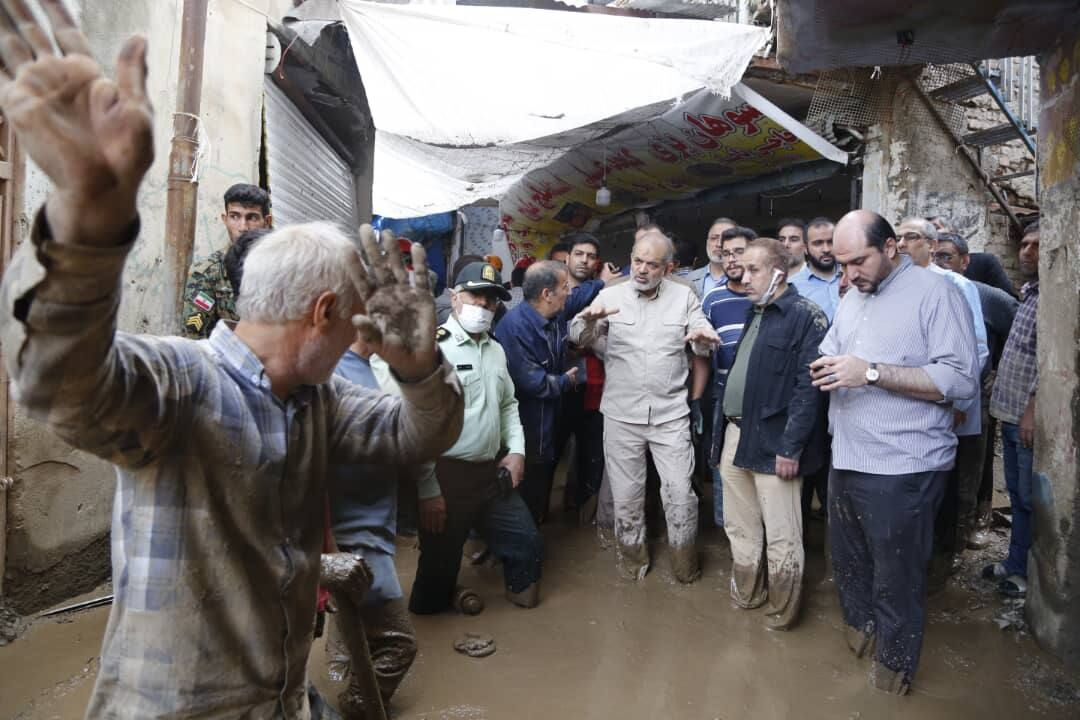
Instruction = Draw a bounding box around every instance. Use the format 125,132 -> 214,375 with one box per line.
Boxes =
720,423 -> 804,629
604,415 -> 699,582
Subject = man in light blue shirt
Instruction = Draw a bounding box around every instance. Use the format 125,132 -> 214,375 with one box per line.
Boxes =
789,217 -> 842,321
897,218 -> 989,588
684,217 -> 737,298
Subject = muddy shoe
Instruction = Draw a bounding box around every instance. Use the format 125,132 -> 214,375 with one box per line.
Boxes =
967,530 -> 993,550
869,661 -> 910,696
670,543 -> 701,584
597,524 -> 615,550
505,582 -> 540,609
453,586 -> 484,616
844,622 -> 875,659
454,632 -> 496,658
615,542 -> 650,581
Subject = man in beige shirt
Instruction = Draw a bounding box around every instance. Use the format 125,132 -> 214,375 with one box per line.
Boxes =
569,231 -> 719,582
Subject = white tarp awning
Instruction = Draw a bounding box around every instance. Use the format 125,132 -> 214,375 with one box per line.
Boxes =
338,1 -> 770,217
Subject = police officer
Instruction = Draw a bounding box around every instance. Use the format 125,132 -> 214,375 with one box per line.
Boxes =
181,183 -> 272,338
409,261 -> 544,613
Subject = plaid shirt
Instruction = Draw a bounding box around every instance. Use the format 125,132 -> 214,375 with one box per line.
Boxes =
991,281 -> 1038,424
0,213 -> 463,719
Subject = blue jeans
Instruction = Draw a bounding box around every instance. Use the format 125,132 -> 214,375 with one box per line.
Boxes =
410,459 -> 543,614
1001,422 -> 1034,578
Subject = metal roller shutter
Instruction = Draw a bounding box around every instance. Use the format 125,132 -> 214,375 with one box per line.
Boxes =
264,79 -> 356,228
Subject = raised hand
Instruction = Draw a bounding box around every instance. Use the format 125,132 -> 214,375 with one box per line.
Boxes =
0,1 -> 153,246
348,225 -> 439,382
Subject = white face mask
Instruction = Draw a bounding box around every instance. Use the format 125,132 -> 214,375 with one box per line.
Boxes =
754,268 -> 786,306
457,303 -> 495,334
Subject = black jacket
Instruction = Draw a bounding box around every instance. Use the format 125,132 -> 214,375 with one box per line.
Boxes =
724,286 -> 829,476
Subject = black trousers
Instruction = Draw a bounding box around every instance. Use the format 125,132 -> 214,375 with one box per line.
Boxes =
555,391 -> 606,510
409,458 -> 543,614
830,468 -> 946,684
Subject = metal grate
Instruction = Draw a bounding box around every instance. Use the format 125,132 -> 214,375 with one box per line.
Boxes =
915,64 -> 972,136
804,67 -> 894,136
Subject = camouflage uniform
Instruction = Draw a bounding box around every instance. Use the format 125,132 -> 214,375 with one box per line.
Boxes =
182,250 -> 237,339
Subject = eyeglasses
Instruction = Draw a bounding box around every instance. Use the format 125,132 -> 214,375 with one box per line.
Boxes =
933,251 -> 957,262
900,232 -> 926,242
720,248 -> 746,259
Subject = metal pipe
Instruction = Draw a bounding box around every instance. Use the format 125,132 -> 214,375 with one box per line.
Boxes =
163,0 -> 209,331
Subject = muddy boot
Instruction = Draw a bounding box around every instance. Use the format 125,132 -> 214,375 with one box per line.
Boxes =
844,621 -> 875,659
597,523 -> 615,550
453,586 -> 484,615
505,582 -> 540,609
869,661 -> 910,696
670,542 -> 700,584
615,541 -> 650,581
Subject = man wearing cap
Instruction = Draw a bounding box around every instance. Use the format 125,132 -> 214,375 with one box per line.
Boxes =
409,261 -> 544,613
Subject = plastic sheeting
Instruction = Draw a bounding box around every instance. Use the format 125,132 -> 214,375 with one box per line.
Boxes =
339,1 -> 769,145
338,1 -> 769,217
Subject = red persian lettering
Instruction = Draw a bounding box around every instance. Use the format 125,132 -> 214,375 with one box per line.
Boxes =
724,106 -> 765,136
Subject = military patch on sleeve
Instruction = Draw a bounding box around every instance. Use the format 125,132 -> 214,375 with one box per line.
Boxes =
192,291 -> 215,312
185,313 -> 205,333
436,327 -> 451,342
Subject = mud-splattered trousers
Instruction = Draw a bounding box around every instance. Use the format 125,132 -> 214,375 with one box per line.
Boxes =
830,468 -> 946,685
409,458 -> 543,613
720,423 -> 804,628
604,415 -> 700,581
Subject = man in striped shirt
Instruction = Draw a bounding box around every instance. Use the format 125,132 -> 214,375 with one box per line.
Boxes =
812,210 -> 979,696
702,226 -> 756,527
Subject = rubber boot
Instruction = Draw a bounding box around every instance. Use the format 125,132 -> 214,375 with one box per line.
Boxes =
505,582 -> 540,609
453,586 -> 484,615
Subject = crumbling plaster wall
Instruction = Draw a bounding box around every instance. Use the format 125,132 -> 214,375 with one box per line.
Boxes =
1026,24 -> 1080,669
5,0 -> 284,613
861,76 -> 993,246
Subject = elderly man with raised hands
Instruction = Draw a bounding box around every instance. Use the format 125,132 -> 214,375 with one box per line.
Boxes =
569,230 -> 719,583
0,9 -> 463,719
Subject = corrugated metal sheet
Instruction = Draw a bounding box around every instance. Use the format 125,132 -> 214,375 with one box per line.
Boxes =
264,79 -> 356,227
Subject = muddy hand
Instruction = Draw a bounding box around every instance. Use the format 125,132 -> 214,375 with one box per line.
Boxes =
321,552 -> 373,605
351,225 -> 439,382
0,1 -> 153,246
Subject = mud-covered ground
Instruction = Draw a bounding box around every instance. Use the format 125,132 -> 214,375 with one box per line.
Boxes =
4,500 -> 1080,719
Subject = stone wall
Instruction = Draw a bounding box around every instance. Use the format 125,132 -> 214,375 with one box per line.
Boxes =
1026,21 -> 1080,669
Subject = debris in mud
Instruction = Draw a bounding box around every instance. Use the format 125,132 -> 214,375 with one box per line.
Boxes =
453,632 -> 496,658
1014,654 -> 1080,710
0,600 -> 27,645
994,599 -> 1027,632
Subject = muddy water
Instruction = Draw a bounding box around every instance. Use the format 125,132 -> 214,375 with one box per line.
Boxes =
4,521 -> 1080,720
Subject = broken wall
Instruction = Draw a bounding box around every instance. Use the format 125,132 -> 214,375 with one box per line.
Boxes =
4,0 -> 286,613
1026,23 -> 1080,669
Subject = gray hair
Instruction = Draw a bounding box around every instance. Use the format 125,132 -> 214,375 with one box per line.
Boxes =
523,260 -> 567,303
900,216 -> 939,242
635,230 -> 675,263
237,222 -> 360,324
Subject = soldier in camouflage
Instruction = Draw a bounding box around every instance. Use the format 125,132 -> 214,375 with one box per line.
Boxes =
181,183 -> 272,338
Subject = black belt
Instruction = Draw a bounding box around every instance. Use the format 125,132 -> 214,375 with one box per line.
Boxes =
726,416 -> 742,428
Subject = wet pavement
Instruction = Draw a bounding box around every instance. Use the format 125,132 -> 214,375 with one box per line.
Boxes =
4,509 -> 1080,720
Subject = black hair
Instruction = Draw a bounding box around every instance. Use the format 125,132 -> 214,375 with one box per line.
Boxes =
1023,219 -> 1040,235
547,242 -> 572,260
223,183 -> 271,216
224,228 -> 273,295
674,236 -> 698,268
776,217 -> 807,237
807,216 -> 834,230
865,213 -> 897,251
565,232 -> 600,255
720,226 -> 758,245
511,266 -> 527,288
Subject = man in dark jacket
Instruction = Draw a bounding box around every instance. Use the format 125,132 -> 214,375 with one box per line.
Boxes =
494,260 -> 604,523
719,238 -> 829,630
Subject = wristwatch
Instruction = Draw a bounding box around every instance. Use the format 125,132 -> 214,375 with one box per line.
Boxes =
865,362 -> 880,385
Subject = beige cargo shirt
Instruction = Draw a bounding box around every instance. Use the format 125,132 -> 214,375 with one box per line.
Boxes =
569,277 -> 712,426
